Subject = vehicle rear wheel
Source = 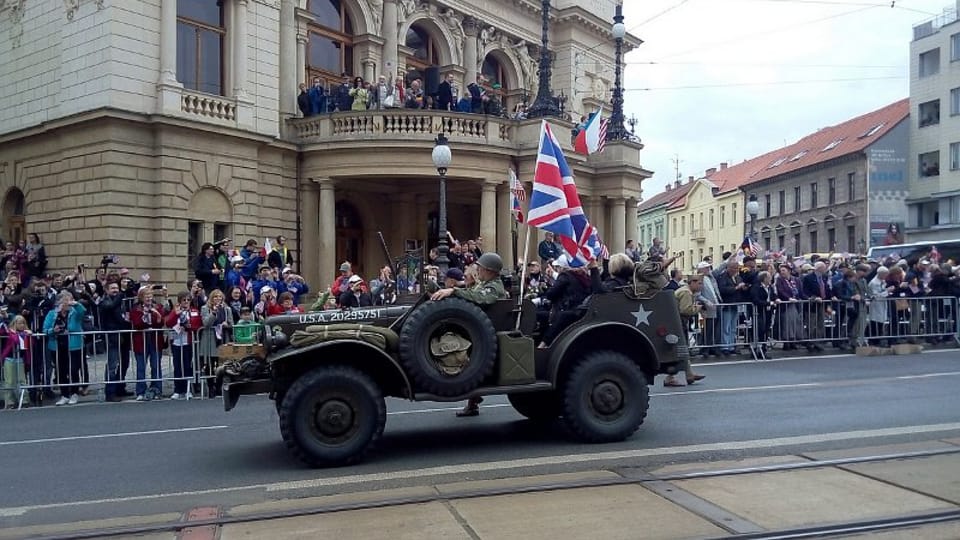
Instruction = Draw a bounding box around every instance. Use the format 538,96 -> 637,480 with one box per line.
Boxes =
508,391 -> 560,422
278,365 -> 386,467
560,351 -> 649,443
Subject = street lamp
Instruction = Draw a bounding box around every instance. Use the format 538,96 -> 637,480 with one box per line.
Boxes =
746,194 -> 760,240
526,0 -> 561,118
432,134 -> 452,274
606,2 -> 628,141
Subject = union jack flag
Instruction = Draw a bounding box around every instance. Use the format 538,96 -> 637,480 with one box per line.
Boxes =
527,121 -> 601,267
509,168 -> 524,223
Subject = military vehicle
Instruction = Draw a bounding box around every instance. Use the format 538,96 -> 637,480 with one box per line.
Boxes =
223,287 -> 689,467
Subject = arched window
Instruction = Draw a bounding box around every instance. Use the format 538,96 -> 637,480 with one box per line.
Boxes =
176,0 -> 225,95
481,55 -> 507,90
404,24 -> 440,78
307,0 -> 354,89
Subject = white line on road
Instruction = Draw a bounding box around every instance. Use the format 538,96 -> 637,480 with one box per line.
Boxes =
0,425 -> 229,447
696,348 -> 957,366
3,421 -> 960,517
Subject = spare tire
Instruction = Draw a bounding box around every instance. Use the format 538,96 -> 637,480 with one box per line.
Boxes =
398,297 -> 497,396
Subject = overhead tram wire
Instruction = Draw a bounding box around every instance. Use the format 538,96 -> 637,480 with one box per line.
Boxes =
733,0 -> 937,15
624,75 -> 905,91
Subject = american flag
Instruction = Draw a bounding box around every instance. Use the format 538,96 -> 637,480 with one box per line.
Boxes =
740,235 -> 760,257
509,168 -> 525,223
527,121 -> 601,267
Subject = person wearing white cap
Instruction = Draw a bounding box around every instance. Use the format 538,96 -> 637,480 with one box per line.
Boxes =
225,255 -> 247,291
281,267 -> 310,305
339,274 -> 373,308
696,261 -> 721,356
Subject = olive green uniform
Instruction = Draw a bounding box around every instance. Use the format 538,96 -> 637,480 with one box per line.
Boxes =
452,278 -> 506,305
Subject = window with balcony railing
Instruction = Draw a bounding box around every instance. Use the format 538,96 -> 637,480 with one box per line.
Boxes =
177,0 -> 225,95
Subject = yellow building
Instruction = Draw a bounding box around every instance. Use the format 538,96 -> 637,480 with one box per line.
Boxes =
664,157 -> 771,273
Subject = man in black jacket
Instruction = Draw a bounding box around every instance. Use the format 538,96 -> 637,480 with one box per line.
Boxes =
436,73 -> 455,111
715,259 -> 747,355
99,282 -> 128,402
297,83 -> 311,116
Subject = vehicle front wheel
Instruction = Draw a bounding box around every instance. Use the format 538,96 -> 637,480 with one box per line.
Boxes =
278,365 -> 386,467
508,391 -> 561,422
560,351 -> 649,443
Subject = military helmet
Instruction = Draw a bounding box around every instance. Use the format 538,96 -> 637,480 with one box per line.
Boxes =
476,252 -> 503,273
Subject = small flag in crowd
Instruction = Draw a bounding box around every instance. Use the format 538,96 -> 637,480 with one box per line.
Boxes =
740,235 -> 760,257
509,168 -> 525,223
574,110 -> 608,155
528,120 -> 601,267
262,237 -> 273,259
930,245 -> 941,263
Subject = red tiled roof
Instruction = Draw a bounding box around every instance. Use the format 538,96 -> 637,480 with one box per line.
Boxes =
638,180 -> 694,213
743,98 -> 909,187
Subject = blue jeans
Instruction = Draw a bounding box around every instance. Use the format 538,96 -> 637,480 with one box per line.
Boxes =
720,306 -> 738,352
171,344 -> 193,394
135,343 -> 162,396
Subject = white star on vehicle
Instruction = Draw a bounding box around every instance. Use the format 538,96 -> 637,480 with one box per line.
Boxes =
631,305 -> 653,326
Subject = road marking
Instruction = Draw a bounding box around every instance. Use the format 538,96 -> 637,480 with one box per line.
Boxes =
897,371 -> 960,379
695,348 -> 957,366
654,382 -> 824,396
0,425 -> 229,447
3,422 -> 960,517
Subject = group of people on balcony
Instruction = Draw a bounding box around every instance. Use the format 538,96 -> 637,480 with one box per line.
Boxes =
297,72 -> 506,117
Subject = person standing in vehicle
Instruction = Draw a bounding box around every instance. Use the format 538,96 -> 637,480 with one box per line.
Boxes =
430,252 -> 507,417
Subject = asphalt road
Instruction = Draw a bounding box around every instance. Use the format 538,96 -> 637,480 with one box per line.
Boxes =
2,350 -> 959,529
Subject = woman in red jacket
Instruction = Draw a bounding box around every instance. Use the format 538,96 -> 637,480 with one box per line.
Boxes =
165,291 -> 202,400
130,288 -> 166,400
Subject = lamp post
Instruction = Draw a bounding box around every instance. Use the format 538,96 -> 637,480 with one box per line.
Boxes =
526,0 -> 561,118
858,238 -> 866,255
746,194 -> 760,240
432,134 -> 452,274
606,2 -> 628,141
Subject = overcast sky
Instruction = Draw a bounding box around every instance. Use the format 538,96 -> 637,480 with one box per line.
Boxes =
617,0 -> 953,200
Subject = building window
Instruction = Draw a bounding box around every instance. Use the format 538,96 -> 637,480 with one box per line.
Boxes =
847,226 -> 856,252
673,218 -> 677,237
764,194 -> 771,217
777,234 -> 785,250
307,0 -> 355,90
952,33 -> 960,61
827,228 -> 836,252
793,186 -> 801,212
709,209 -> 715,229
951,142 -> 960,171
732,203 -> 737,225
176,0 -> 225,95
952,88 -> 960,116
827,178 -> 836,205
778,190 -> 785,214
919,48 -> 940,78
809,230 -> 818,253
919,99 -> 941,127
847,173 -> 855,201
919,150 -> 941,177
187,221 -> 202,273
810,182 -> 818,209
763,237 -> 771,251
793,233 -> 801,257
681,216 -> 686,235
408,24 -> 442,77
720,206 -> 725,227
699,212 -> 704,231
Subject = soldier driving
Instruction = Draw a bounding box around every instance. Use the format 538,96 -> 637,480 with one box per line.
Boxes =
430,252 -> 507,417
429,252 -> 506,305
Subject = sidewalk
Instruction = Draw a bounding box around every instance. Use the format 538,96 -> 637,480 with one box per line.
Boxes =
5,439 -> 960,540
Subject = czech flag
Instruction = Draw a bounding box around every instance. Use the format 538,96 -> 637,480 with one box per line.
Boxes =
574,110 -> 608,155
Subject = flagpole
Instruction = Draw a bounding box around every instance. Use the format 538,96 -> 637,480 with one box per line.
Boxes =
515,222 -> 533,332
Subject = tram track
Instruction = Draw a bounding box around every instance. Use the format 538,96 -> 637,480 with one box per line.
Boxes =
15,445 -> 960,540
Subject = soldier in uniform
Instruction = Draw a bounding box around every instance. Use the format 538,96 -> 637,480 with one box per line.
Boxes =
430,252 -> 507,416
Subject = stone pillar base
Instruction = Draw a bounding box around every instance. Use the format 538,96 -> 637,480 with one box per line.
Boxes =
157,81 -> 183,116
236,95 -> 255,130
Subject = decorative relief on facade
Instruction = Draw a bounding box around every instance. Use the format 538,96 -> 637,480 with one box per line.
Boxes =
64,0 -> 104,21
3,0 -> 26,48
368,0 -> 382,33
398,2 -> 463,64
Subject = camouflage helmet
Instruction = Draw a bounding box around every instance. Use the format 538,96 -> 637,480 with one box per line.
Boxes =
476,252 -> 503,274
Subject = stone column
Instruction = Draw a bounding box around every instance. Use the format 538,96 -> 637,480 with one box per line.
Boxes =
625,197 -> 638,247
300,182 -> 320,287
382,0 -> 399,78
157,0 -> 182,114
610,197 -> 626,255
480,180 -> 498,256
234,0 -> 249,98
317,178 -> 337,291
279,0 -> 297,116
463,17 -> 479,88
496,182 -> 515,271
296,33 -> 307,88
363,60 -> 376,84
159,0 -> 179,85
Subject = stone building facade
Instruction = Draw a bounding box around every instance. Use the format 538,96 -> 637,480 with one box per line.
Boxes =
0,0 -> 649,291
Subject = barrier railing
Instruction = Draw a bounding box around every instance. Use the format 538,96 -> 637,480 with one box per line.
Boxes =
686,302 -> 762,360
0,326 -> 250,410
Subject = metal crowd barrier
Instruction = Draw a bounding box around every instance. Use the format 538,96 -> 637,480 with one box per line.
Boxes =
686,302 -> 762,360
0,327 -> 239,410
